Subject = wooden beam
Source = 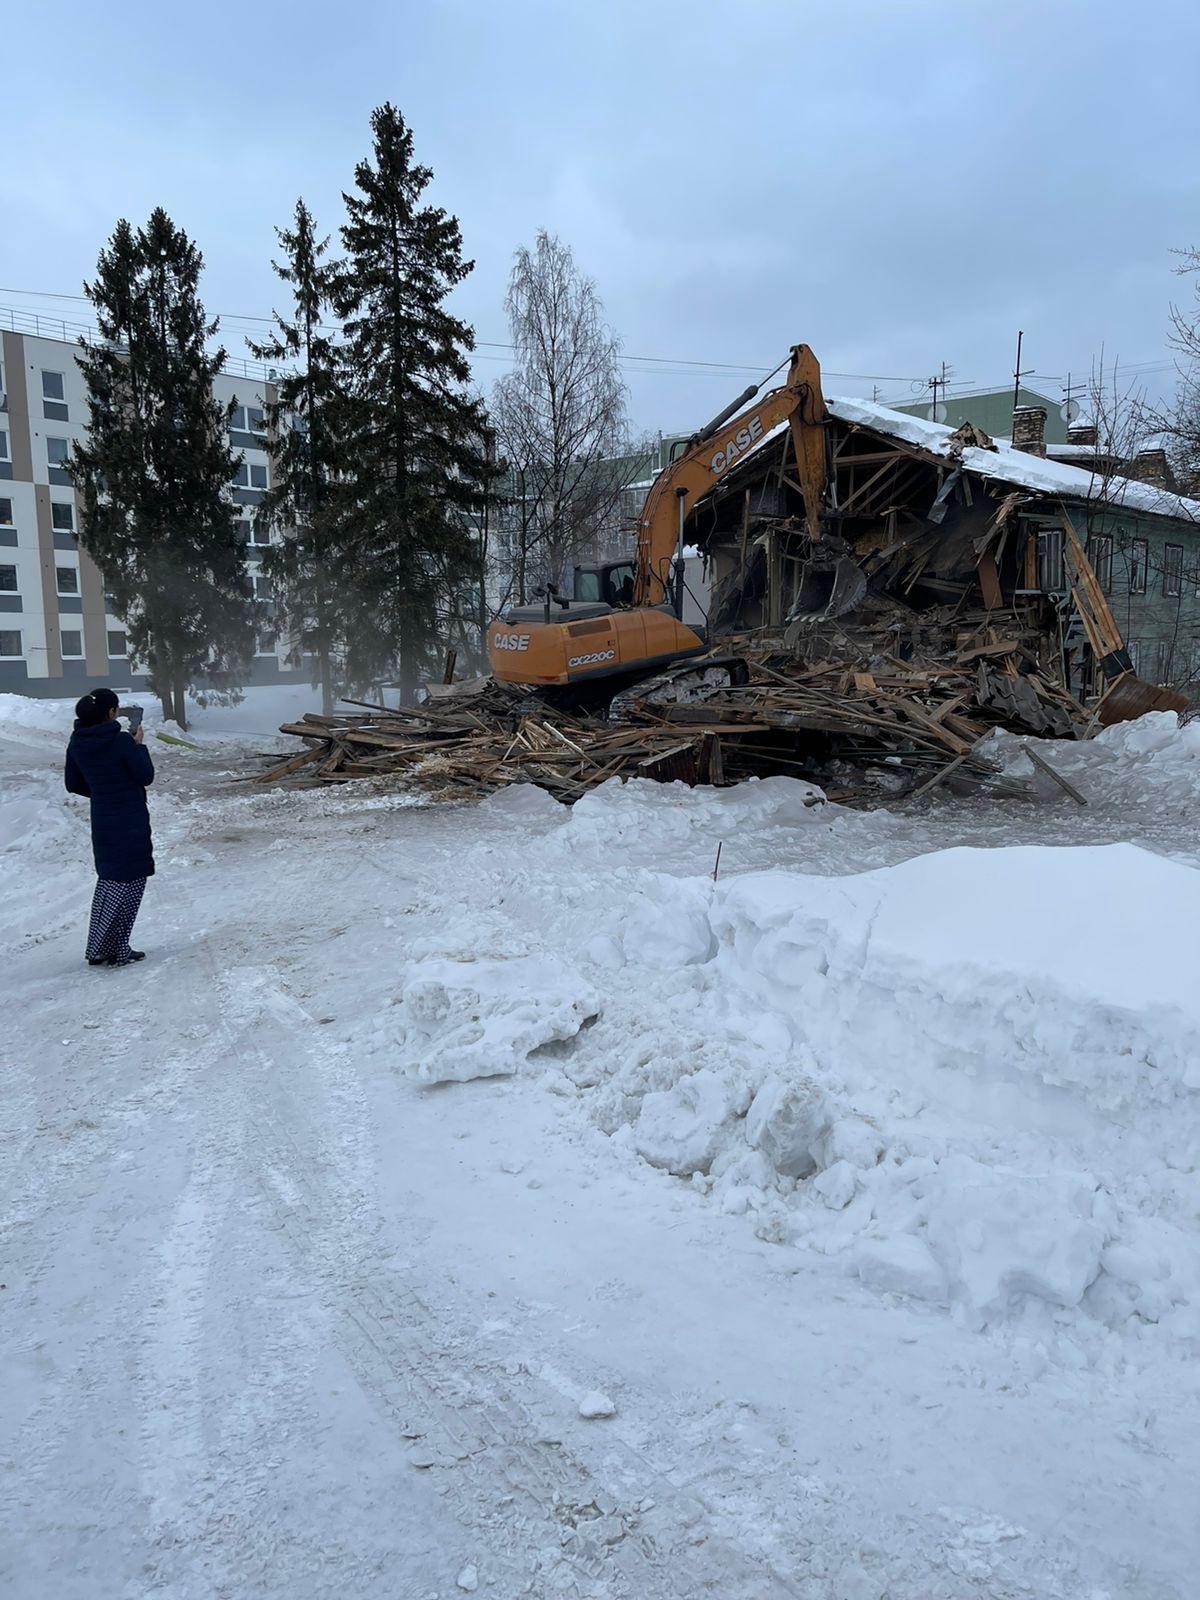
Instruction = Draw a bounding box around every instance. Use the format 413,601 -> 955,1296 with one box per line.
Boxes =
977,551 -> 1003,610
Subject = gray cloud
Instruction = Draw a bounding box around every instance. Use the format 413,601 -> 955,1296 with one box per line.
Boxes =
5,0 -> 1196,431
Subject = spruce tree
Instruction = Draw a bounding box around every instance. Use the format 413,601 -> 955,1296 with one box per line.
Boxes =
333,103 -> 489,695
249,200 -> 346,715
71,209 -> 253,727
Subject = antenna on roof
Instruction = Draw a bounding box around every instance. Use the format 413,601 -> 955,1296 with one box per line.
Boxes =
1060,371 -> 1085,423
926,360 -> 954,422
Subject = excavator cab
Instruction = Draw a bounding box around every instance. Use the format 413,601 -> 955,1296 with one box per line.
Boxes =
573,561 -> 635,608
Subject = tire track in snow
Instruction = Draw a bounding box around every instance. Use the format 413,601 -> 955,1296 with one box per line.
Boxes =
206,951 -> 807,1600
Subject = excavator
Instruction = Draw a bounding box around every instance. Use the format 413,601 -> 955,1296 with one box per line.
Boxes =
486,344 -> 835,697
486,340 -> 1180,729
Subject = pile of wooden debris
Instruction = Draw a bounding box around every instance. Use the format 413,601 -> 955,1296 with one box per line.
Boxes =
252,609 -> 1106,805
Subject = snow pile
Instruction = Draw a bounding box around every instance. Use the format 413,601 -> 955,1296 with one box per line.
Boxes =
415,817 -> 1200,1338
596,841 -> 1200,1335
382,953 -> 600,1084
0,767 -> 88,868
565,773 -> 825,863
986,711 -> 1200,815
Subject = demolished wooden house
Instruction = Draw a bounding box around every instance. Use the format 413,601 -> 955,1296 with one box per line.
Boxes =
258,392 -> 1197,805
696,395 -> 1199,724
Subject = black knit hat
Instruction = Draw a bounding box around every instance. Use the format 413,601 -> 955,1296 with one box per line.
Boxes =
75,687 -> 119,727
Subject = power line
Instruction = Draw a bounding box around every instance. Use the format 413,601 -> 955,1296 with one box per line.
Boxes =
0,284 -> 939,384
2,284 -> 1182,391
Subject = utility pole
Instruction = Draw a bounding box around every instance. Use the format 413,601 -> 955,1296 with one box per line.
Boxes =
1012,330 -> 1025,411
927,361 -> 954,419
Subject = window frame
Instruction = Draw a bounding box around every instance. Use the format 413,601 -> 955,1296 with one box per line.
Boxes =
0,628 -> 22,657
0,564 -> 17,592
1087,533 -> 1113,595
1129,538 -> 1149,596
107,630 -> 128,658
50,501 -> 75,532
1163,542 -> 1184,598
46,436 -> 70,467
0,429 -> 10,463
233,461 -> 269,491
59,628 -> 84,658
0,497 -> 12,526
55,565 -> 79,596
41,371 -> 66,402
1037,527 -> 1065,593
230,403 -> 267,438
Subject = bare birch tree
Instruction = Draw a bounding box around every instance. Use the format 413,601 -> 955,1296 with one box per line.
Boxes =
491,231 -> 635,603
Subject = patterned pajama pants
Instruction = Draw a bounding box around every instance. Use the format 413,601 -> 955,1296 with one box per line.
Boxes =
86,877 -> 147,964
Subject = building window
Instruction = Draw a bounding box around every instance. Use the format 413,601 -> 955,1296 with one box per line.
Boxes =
1156,641 -> 1174,684
0,498 -> 11,525
0,430 -> 9,462
42,371 -> 69,422
56,566 -> 79,595
107,630 -> 127,657
1037,528 -> 1064,592
0,565 -> 16,591
233,461 -> 268,491
51,501 -> 75,532
46,437 -> 70,466
1129,539 -> 1149,595
0,629 -> 21,656
60,629 -> 83,657
237,517 -> 271,547
1164,543 -> 1183,598
257,631 -> 277,656
252,572 -> 273,600
1087,534 -> 1113,594
230,404 -> 266,436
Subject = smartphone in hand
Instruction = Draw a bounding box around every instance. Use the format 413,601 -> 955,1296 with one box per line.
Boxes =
119,705 -> 144,734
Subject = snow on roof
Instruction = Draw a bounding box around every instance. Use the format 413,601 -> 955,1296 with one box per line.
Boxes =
826,394 -> 1200,524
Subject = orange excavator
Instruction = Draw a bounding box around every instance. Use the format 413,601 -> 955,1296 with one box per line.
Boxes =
487,344 -> 832,696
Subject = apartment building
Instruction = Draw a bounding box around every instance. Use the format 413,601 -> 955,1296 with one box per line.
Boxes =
0,316 -> 309,697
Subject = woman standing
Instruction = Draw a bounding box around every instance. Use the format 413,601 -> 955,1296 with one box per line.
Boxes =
64,687 -> 155,968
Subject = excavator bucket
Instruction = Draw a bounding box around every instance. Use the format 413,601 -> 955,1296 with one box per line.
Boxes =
789,554 -> 867,623
1095,671 -> 1190,726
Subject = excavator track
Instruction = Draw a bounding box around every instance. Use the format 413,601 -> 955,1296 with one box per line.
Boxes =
607,654 -> 750,724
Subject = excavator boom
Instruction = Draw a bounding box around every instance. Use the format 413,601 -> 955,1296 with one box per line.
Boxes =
487,343 -> 831,690
632,344 -> 828,606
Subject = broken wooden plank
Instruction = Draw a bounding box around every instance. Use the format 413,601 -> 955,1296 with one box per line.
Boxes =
1023,743 -> 1088,805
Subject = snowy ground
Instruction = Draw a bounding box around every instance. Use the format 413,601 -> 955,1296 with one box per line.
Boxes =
2,686 -> 1199,1599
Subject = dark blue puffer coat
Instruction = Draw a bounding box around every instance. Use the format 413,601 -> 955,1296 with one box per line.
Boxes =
64,720 -> 156,882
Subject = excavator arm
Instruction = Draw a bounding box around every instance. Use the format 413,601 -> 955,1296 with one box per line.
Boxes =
632,344 -> 829,606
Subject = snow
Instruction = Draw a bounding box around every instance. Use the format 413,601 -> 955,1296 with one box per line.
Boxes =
4,692 -> 1200,1598
827,393 -> 1200,522
577,1390 -> 617,1420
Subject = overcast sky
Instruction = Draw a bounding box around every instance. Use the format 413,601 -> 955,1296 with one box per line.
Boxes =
5,0 -> 1198,434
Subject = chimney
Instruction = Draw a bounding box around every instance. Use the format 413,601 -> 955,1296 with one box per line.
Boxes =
1011,405 -> 1047,457
1131,447 -> 1171,490
1067,422 -> 1097,447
